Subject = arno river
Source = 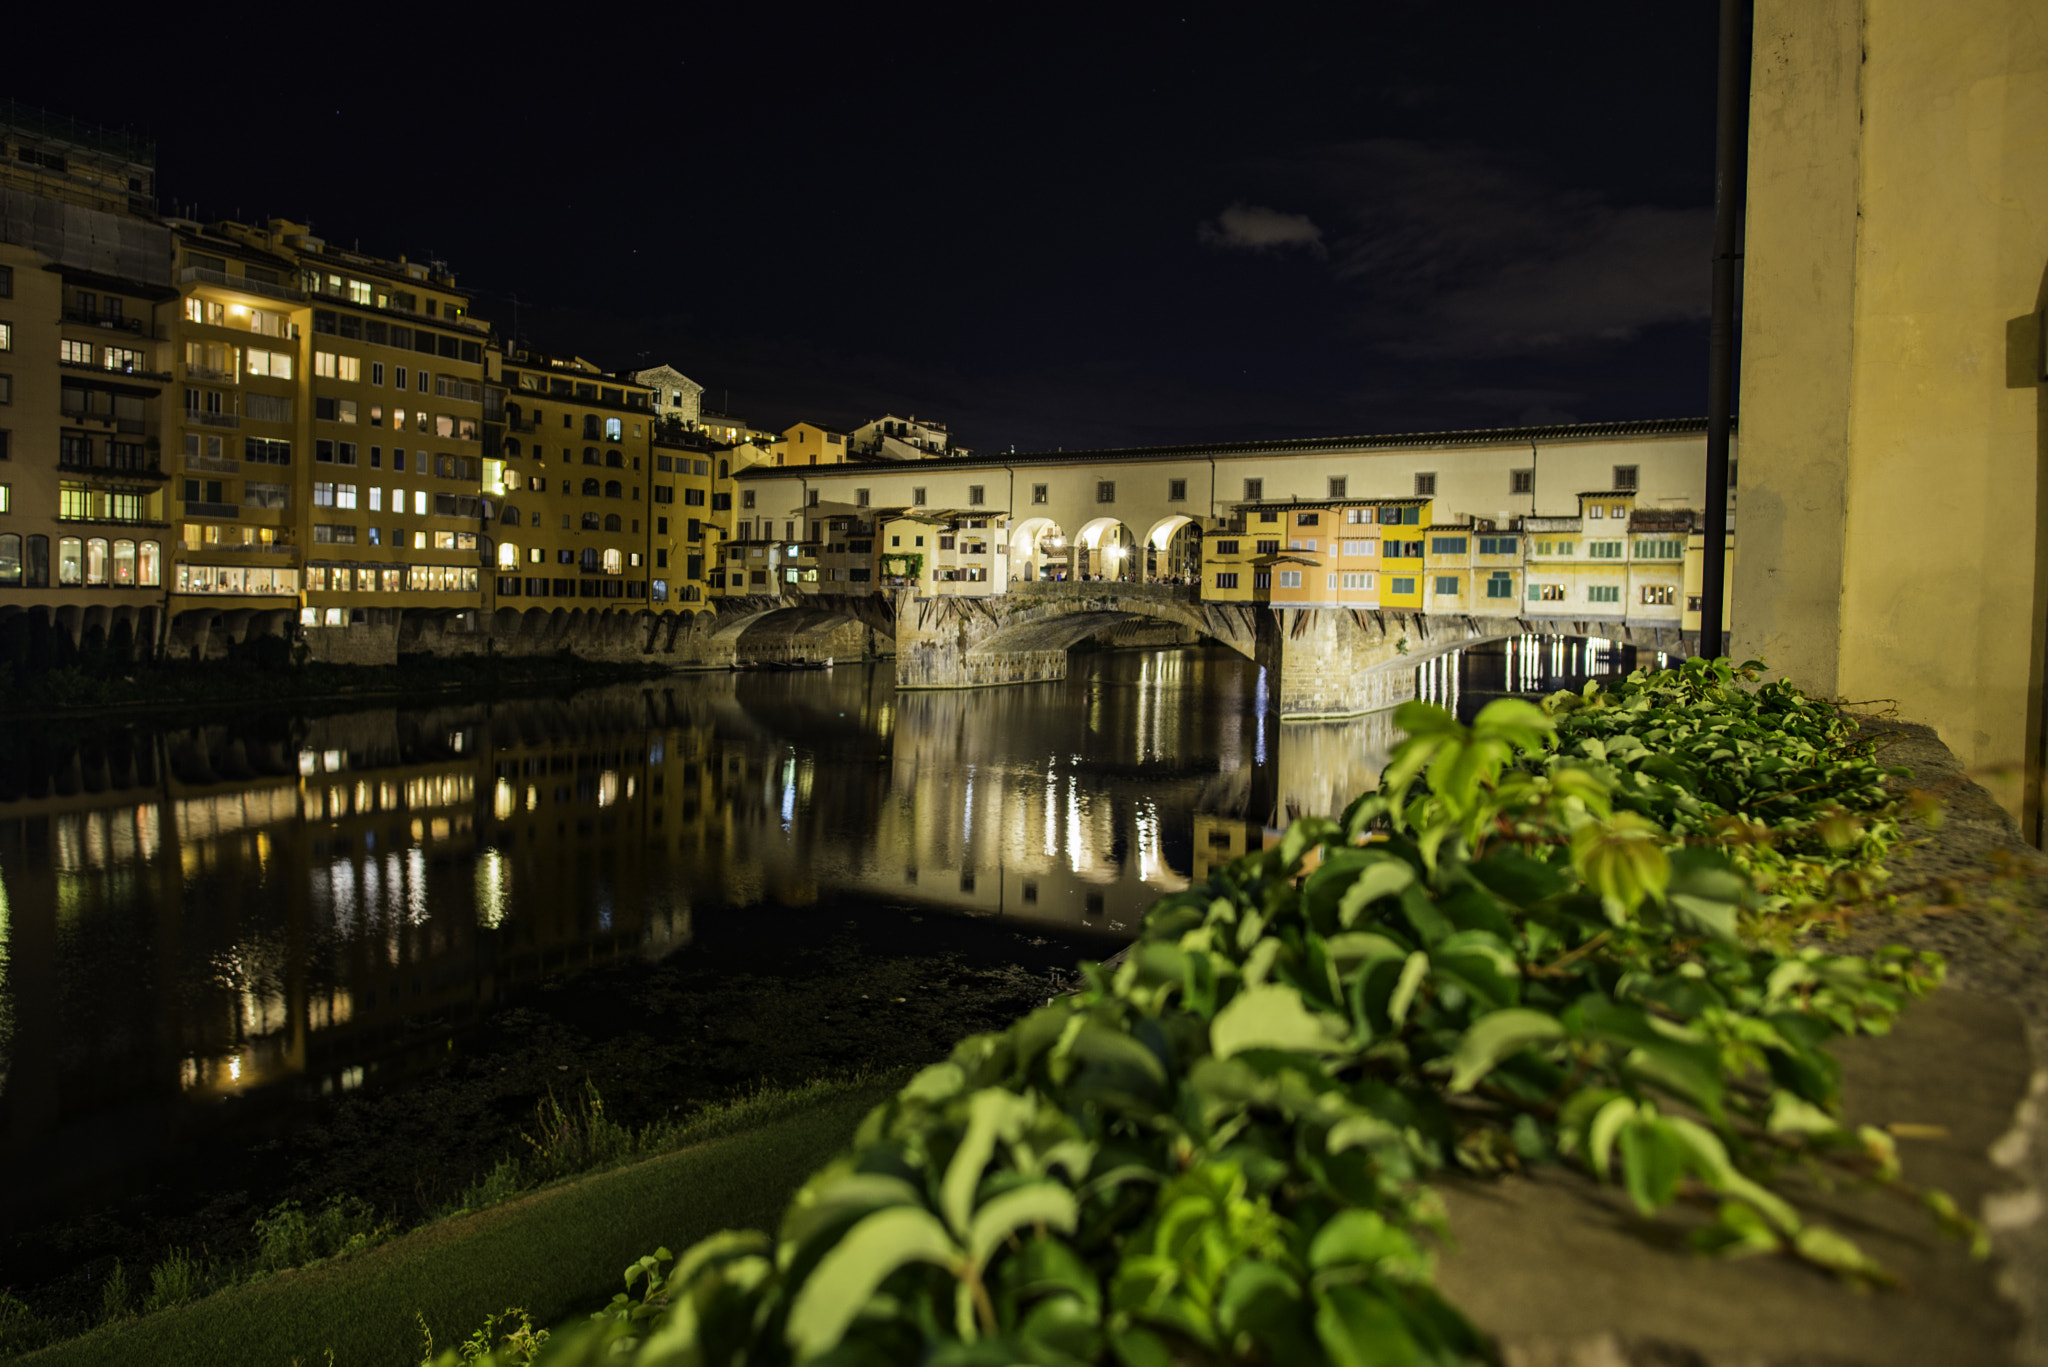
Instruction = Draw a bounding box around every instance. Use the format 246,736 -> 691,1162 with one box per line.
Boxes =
0,635 -> 1645,1252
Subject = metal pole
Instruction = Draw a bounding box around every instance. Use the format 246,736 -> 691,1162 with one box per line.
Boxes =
1700,0 -> 1750,658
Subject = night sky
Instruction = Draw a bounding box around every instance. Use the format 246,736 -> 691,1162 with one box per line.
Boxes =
13,5 -> 1723,452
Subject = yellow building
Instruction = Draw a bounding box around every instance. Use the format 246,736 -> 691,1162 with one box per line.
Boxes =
649,434 -> 722,609
1372,498 -> 1427,609
493,351 -> 655,607
1198,498 -> 1400,608
0,109 -> 175,657
159,219 -> 494,646
773,422 -> 852,467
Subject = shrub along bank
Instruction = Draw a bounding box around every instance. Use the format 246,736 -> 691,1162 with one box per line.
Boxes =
436,658 -> 1969,1367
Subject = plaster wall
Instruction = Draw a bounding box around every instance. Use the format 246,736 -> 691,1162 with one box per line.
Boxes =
1735,0 -> 2048,828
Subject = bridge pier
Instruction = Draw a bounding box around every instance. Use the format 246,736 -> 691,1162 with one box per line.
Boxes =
1260,608 -> 1421,720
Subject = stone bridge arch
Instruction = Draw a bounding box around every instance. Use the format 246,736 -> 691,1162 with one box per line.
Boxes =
643,592 -> 900,667
894,584 -> 1261,689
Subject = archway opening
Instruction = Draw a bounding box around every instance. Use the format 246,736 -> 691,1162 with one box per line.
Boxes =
1142,515 -> 1201,583
1074,517 -> 1135,582
1007,516 -> 1069,581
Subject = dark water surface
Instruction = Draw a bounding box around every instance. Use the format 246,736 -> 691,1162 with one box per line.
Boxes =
0,635 -> 1650,1288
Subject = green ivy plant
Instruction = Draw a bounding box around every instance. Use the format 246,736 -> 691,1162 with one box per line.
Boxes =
446,661 -> 1967,1367
1540,657 -> 1911,927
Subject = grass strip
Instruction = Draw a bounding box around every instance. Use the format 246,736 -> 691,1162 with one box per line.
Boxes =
22,1079 -> 895,1367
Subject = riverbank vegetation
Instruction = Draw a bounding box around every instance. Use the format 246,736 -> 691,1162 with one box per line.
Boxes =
422,658 -> 1968,1367
9,1078 -> 900,1367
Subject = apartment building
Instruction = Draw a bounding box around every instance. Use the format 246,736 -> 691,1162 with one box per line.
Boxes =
850,413 -> 954,459
160,218 -> 493,632
495,351 -> 657,605
0,109 -> 176,655
626,363 -> 704,428
649,431 -> 720,608
1521,493 -> 1687,628
771,421 -> 852,467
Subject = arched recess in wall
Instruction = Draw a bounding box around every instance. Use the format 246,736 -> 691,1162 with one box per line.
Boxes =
1074,516 -> 1133,580
1007,516 -> 1066,580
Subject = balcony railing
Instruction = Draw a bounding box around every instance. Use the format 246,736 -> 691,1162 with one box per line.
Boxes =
189,410 -> 239,429
185,454 -> 240,474
435,377 -> 484,403
181,265 -> 307,304
61,357 -> 169,382
183,502 -> 239,519
60,455 -> 167,480
56,514 -> 170,528
63,310 -> 147,335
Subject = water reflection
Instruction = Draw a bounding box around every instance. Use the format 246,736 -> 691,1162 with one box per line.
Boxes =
0,635 -> 1647,1218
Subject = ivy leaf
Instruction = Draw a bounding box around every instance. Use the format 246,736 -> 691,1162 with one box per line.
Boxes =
1210,983 -> 1349,1059
941,1089 -> 1033,1238
1793,1225 -> 1894,1283
782,1172 -> 927,1251
1446,1008 -> 1566,1093
1386,952 -> 1430,1028
1217,1260 -> 1312,1361
1313,1283 -> 1421,1367
965,1182 -> 1078,1272
1335,859 -> 1418,929
1307,1210 -> 1423,1275
1618,1118 -> 1686,1214
783,1206 -> 961,1361
1571,813 -> 1671,920
1766,1090 -> 1841,1138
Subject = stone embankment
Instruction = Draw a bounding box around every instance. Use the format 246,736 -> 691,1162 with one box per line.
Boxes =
1434,719 -> 2047,1367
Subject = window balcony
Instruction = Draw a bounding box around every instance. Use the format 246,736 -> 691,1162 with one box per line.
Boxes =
183,363 -> 237,383
60,357 -> 170,383
180,265 -> 307,304
60,454 -> 168,481
210,538 -> 296,555
56,513 -> 170,528
184,454 -> 240,475
183,502 -> 239,519
64,310 -> 147,335
189,410 -> 240,429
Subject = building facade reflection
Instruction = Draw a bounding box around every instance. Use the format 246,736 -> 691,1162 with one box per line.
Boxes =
0,638 -> 1649,1220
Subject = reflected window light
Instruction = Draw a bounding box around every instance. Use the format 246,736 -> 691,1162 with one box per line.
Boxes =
323,750 -> 344,772
476,848 -> 511,928
598,771 -> 620,807
299,749 -> 318,776
525,784 -> 539,812
494,779 -> 516,820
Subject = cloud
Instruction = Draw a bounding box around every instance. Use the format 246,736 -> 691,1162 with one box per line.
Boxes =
1196,202 -> 1326,256
1279,140 -> 1713,358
